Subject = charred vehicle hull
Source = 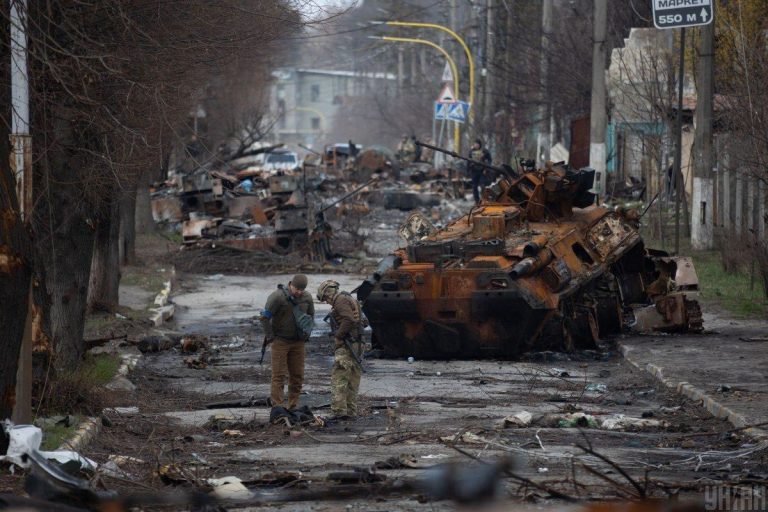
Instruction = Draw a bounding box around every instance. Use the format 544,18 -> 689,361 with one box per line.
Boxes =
359,156 -> 701,359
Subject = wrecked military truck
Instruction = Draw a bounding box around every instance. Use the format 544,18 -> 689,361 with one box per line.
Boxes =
358,142 -> 702,359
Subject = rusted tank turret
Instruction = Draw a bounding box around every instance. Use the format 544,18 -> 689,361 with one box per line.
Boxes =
358,142 -> 702,359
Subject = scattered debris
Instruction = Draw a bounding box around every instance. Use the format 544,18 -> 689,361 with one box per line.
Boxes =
601,414 -> 667,431
327,469 -> 386,484
554,413 -> 599,429
500,411 -> 533,428
585,383 -> 608,393
439,432 -> 488,444
137,334 -> 179,353
208,476 -> 254,500
181,335 -> 207,353
184,355 -> 208,369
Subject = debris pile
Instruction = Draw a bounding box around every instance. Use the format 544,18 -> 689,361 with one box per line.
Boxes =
151,139 -> 474,272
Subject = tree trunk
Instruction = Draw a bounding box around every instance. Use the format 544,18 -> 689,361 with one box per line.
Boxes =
0,143 -> 32,452
34,162 -> 97,370
135,170 -> 155,234
119,188 -> 137,265
88,193 -> 121,312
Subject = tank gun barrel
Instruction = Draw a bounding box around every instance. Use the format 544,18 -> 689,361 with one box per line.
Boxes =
298,143 -> 322,156
415,140 -> 517,180
319,177 -> 378,214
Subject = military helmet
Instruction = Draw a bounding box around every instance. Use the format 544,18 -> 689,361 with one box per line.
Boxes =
316,280 -> 340,301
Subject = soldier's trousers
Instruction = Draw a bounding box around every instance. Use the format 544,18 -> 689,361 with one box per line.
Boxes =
270,338 -> 305,409
331,344 -> 362,416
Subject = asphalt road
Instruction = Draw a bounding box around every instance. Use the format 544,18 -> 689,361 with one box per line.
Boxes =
85,272 -> 768,511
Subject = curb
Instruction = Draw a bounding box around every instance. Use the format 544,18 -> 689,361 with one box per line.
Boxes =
148,265 -> 176,326
57,417 -> 100,452
618,341 -> 768,441
55,267 -> 170,451
56,352 -> 141,451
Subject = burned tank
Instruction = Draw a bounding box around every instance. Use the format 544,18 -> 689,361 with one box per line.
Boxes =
358,142 -> 702,359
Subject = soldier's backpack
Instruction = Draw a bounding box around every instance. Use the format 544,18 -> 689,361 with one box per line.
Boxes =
279,285 -> 314,341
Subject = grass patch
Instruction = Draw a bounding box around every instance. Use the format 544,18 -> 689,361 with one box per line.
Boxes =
120,267 -> 168,292
640,235 -> 767,318
83,353 -> 122,386
157,230 -> 183,245
38,354 -> 122,416
694,251 -> 768,318
39,415 -> 82,451
84,312 -> 118,331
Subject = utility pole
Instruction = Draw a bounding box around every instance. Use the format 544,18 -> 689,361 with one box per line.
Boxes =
503,2 -> 516,166
589,0 -> 607,199
484,0 -> 495,143
10,0 -> 33,424
536,0 -> 553,167
691,22 -> 714,249
674,27 -> 686,255
397,46 -> 404,93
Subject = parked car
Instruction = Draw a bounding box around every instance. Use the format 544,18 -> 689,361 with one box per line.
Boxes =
263,150 -> 301,174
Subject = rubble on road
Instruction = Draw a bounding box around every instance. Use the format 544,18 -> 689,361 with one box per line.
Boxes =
151,138 -> 473,273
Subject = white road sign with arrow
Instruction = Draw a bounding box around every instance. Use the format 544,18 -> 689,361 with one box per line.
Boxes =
653,0 -> 713,29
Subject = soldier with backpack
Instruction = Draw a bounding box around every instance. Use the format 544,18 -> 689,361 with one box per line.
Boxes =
317,280 -> 366,420
260,274 -> 315,410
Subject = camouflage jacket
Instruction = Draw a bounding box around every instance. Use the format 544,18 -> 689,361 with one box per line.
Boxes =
329,292 -> 364,349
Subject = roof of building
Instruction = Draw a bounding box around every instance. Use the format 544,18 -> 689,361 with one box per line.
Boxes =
273,68 -> 396,80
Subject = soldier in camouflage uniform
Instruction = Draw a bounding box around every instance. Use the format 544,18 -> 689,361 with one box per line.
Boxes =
317,280 -> 365,420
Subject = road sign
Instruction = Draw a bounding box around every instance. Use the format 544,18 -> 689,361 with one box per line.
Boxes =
447,101 -> 470,123
436,84 -> 456,104
441,62 -> 453,83
434,102 -> 449,120
652,0 -> 712,29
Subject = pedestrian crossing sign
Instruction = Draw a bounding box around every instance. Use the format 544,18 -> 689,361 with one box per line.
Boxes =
447,101 -> 470,123
434,102 -> 449,120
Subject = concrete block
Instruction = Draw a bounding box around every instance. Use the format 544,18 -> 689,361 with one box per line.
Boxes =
149,304 -> 175,326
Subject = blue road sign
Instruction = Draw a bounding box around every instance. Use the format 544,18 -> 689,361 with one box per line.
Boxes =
447,101 -> 470,123
434,101 -> 449,121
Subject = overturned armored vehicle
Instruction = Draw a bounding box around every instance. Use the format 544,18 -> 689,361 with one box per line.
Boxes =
359,144 -> 701,359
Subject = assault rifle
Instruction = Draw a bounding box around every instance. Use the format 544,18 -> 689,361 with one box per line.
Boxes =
260,336 -> 271,365
322,313 -> 365,371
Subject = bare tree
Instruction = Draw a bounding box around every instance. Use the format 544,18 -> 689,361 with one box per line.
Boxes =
0,1 -> 306,374
713,0 -> 768,295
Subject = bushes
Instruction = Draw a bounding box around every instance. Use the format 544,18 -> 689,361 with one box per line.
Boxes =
35,354 -> 121,416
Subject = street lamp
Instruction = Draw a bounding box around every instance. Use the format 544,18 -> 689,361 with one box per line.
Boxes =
369,35 -> 461,152
373,20 -> 475,125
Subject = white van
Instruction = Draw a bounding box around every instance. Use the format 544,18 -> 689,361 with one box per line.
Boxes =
263,151 -> 301,173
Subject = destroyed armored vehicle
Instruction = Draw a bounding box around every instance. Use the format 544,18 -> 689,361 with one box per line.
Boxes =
349,146 -> 399,182
359,143 -> 702,359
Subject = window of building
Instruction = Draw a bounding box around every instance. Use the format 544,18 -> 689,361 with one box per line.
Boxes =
332,95 -> 343,105
311,117 -> 321,130
277,99 -> 286,129
277,84 -> 285,100
310,84 -> 320,102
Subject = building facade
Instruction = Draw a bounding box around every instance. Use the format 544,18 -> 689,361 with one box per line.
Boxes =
269,68 -> 396,148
